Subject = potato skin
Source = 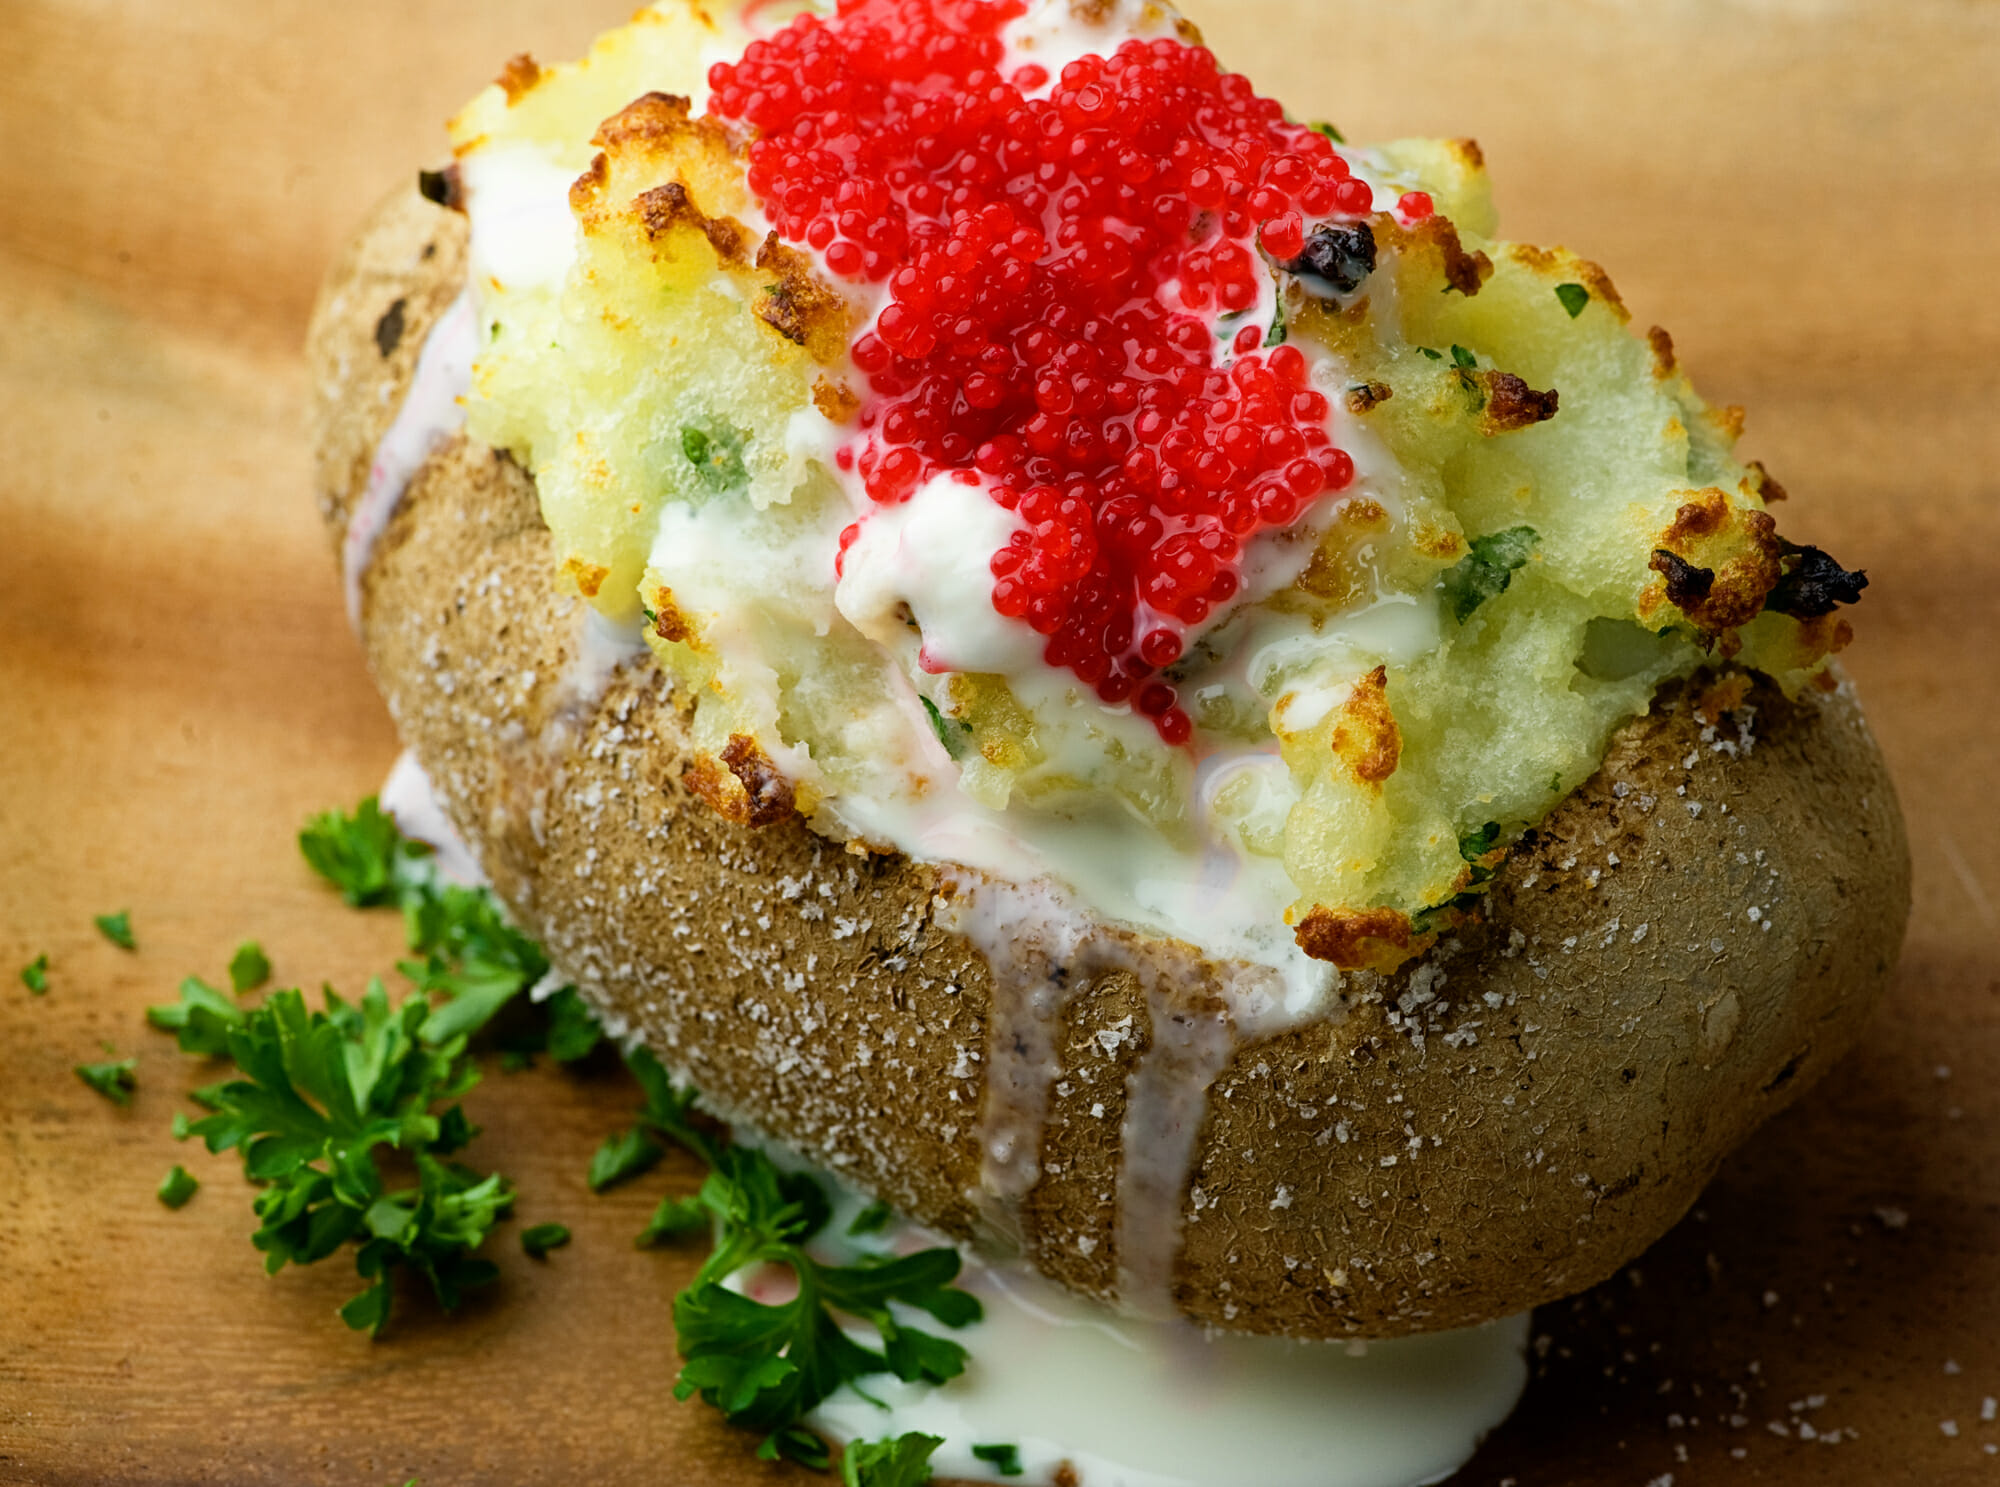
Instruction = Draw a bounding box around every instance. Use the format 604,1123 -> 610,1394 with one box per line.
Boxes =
309,187 -> 1910,1339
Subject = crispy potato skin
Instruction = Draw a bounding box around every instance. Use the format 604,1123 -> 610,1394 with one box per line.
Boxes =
309,189 -> 1911,1339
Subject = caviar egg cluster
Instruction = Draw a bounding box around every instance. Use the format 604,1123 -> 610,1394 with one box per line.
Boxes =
710,0 -> 1421,744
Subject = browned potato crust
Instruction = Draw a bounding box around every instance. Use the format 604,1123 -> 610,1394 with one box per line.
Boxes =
308,187 -> 1910,1339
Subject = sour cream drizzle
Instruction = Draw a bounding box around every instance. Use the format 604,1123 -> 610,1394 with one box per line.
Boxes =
342,290 -> 477,629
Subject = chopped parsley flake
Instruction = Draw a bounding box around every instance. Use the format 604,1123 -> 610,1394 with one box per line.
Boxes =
842,1433 -> 944,1487
972,1443 -> 1025,1476
1417,346 -> 1444,361
1309,121 -> 1346,144
1459,822 -> 1504,862
1264,279 -> 1288,347
682,424 -> 749,491
20,954 -> 49,994
1450,344 -> 1478,371
1555,282 -> 1591,318
229,941 -> 272,994
920,697 -> 974,759
158,1164 -> 200,1209
76,1057 -> 137,1105
521,1223 -> 572,1258
95,911 -> 135,950
1439,526 -> 1540,625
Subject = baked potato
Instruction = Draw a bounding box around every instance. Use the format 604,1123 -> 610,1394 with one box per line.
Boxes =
306,0 -> 1908,1341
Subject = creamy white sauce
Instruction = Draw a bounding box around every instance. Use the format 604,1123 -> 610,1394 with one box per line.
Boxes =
379,749 -> 485,886
836,472 -> 1043,677
458,143 -> 584,295
343,290 -> 477,629
795,1179 -> 1530,1487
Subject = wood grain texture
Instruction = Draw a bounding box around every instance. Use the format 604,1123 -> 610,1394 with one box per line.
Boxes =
1,2 -> 1995,1484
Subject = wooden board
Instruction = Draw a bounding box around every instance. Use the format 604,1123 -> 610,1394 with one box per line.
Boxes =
2,2 -> 1997,1483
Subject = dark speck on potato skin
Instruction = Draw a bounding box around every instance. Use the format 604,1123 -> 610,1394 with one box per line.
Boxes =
374,297 -> 408,359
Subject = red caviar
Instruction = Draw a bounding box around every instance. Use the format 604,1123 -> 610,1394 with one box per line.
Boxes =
709,0 -> 1369,741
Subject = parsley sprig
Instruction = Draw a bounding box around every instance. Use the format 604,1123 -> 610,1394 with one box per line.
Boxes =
145,798 -> 605,1335
142,795 -> 984,1473
599,1050 -> 982,1465
151,976 -> 513,1333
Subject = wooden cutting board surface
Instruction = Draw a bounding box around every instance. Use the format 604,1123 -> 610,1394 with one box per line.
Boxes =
3,3 -> 1997,1484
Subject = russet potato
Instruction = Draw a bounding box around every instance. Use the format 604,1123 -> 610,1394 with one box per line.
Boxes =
308,187 -> 1909,1339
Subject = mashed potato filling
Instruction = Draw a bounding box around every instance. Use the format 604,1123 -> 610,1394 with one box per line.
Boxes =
450,0 -> 1852,971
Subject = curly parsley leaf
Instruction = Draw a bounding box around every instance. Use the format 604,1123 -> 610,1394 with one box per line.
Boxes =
639,1193 -> 710,1248
299,798 -> 429,908
972,1443 -> 1025,1477
669,1171 -> 977,1453
148,975 -> 246,1056
95,911 -> 136,951
229,941 -> 272,994
302,798 -> 596,1056
1440,526 -> 1540,625
1555,282 -> 1591,319
590,1126 -> 667,1193
145,798 -> 616,1337
398,883 -> 554,1046
20,954 -> 49,994
76,1057 -> 137,1105
158,1164 -> 200,1209
842,1433 -> 944,1487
